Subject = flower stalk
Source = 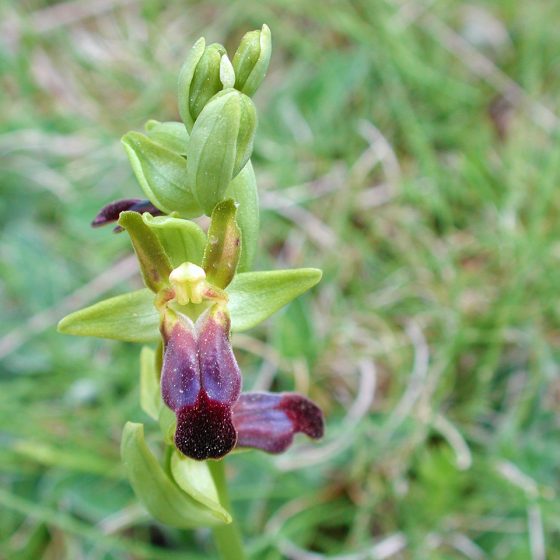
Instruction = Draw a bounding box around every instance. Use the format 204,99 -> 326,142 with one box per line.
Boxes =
209,460 -> 246,560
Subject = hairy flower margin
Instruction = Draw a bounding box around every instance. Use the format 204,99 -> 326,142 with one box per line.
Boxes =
58,24 -> 325,528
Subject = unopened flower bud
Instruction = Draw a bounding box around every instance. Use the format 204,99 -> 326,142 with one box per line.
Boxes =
187,89 -> 257,215
232,24 -> 271,97
177,39 -> 226,131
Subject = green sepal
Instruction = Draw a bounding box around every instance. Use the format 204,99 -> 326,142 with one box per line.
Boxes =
177,37 -> 206,132
226,268 -> 322,332
118,211 -> 173,293
122,131 -> 202,217
121,422 -> 225,528
57,289 -> 159,343
202,199 -> 241,289
140,346 -> 160,420
187,89 -> 257,215
171,452 -> 232,524
144,120 -> 189,155
225,161 -> 258,272
233,24 -> 272,97
142,213 -> 206,268
58,268 -> 323,343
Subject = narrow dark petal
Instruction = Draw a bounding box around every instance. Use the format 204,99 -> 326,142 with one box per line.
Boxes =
175,392 -> 237,460
91,199 -> 143,227
196,307 -> 241,404
128,200 -> 164,216
232,392 -> 324,454
91,198 -> 163,230
161,316 -> 201,411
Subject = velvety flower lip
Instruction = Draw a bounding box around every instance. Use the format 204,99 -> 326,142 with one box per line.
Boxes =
161,306 -> 241,461
161,304 -> 325,461
92,199 -> 163,230
232,392 -> 324,453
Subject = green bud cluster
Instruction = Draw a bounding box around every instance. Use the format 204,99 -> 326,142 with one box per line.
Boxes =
120,24 -> 271,270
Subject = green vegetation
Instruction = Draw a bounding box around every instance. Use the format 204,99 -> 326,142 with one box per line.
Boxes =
1,0 -> 560,558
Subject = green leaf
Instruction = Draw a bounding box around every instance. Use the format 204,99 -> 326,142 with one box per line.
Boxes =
171,452 -> 232,524
57,289 -> 159,343
142,213 -> 206,268
121,422 -> 224,528
144,120 -> 189,155
122,131 -> 202,217
119,211 -> 173,293
225,161 -> 259,272
202,199 -> 240,289
227,268 -> 322,332
140,346 -> 160,420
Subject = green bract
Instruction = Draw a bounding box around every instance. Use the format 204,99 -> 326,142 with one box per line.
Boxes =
233,24 -> 272,96
121,423 -> 229,528
171,451 -> 231,523
122,131 -> 202,217
187,89 -> 257,215
144,120 -> 189,155
140,346 -> 160,420
226,161 -> 259,272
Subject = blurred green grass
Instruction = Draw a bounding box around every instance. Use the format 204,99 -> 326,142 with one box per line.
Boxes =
1,0 -> 560,558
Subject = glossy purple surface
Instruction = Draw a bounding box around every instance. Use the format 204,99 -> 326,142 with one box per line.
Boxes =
161,308 -> 242,460
161,318 -> 200,410
196,308 -> 241,404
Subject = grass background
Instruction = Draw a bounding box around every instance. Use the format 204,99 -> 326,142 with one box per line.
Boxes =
1,0 -> 560,558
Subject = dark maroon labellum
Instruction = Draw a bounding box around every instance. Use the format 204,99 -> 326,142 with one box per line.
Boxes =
161,307 -> 241,461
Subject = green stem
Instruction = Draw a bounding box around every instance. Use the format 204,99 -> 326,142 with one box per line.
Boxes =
208,460 -> 246,560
